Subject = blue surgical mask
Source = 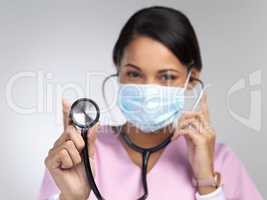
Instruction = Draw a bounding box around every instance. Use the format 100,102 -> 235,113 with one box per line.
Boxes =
117,70 -> 192,133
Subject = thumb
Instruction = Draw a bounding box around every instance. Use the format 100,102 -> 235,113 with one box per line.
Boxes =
62,98 -> 71,131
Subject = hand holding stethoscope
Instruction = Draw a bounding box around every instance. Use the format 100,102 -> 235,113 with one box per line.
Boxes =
45,99 -> 100,200
45,97 -> 166,200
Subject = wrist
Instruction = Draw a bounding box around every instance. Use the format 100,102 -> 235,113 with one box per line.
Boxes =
192,171 -> 223,195
197,185 -> 217,195
195,170 -> 214,180
193,162 -> 214,180
59,193 -> 88,200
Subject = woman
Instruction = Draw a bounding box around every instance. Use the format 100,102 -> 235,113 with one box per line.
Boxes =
38,6 -> 263,200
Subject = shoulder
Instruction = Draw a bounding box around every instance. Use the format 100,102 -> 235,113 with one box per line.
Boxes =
213,142 -> 263,199
214,142 -> 237,165
213,142 -> 243,174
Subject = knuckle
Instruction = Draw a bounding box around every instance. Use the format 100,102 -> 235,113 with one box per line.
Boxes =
59,149 -> 68,159
62,161 -> 72,168
207,134 -> 213,140
77,139 -> 85,150
75,154 -> 82,164
65,140 -> 75,149
61,155 -> 72,167
197,112 -> 203,119
48,149 -> 52,156
48,148 -> 54,156
210,133 -> 216,140
205,133 -> 214,141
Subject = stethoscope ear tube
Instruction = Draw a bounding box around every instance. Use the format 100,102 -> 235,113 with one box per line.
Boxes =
81,128 -> 105,200
190,77 -> 205,111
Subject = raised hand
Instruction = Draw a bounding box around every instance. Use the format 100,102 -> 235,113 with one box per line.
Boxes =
45,99 -> 99,200
172,91 -> 216,194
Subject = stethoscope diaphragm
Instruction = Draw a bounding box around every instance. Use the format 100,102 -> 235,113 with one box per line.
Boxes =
69,98 -> 100,129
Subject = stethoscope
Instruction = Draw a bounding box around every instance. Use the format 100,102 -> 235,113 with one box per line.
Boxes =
69,70 -> 204,200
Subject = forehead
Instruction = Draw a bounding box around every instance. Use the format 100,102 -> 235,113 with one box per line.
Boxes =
121,36 -> 186,73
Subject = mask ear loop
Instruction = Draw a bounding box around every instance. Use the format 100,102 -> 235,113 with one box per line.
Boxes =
182,61 -> 205,111
185,60 -> 205,111
171,62 -> 205,131
191,77 -> 205,111
183,68 -> 193,92
170,68 -> 192,131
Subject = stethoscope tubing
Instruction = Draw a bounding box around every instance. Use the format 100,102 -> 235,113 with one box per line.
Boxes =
81,126 -> 173,200
81,128 -> 105,200
120,129 -> 174,200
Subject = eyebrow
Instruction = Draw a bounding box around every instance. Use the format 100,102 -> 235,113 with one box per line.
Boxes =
158,69 -> 180,74
124,63 -> 181,73
123,63 -> 141,71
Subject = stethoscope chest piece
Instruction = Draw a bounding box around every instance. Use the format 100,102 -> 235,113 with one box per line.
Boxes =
70,98 -> 100,129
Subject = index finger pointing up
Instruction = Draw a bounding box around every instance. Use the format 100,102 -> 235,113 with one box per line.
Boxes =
62,98 -> 71,131
200,90 -> 210,122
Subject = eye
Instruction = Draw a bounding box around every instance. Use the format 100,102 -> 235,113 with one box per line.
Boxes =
160,73 -> 177,81
126,71 -> 142,78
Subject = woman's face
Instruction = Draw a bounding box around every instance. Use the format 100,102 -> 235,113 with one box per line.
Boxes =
118,36 -> 199,87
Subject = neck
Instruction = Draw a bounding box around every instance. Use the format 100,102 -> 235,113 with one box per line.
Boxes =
121,122 -> 174,148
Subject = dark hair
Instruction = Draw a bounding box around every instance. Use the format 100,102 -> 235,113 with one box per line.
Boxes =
112,6 -> 202,72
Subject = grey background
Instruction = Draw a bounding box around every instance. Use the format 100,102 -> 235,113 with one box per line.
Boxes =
0,0 -> 266,199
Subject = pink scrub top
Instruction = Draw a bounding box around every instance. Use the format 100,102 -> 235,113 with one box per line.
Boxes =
38,125 -> 263,200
